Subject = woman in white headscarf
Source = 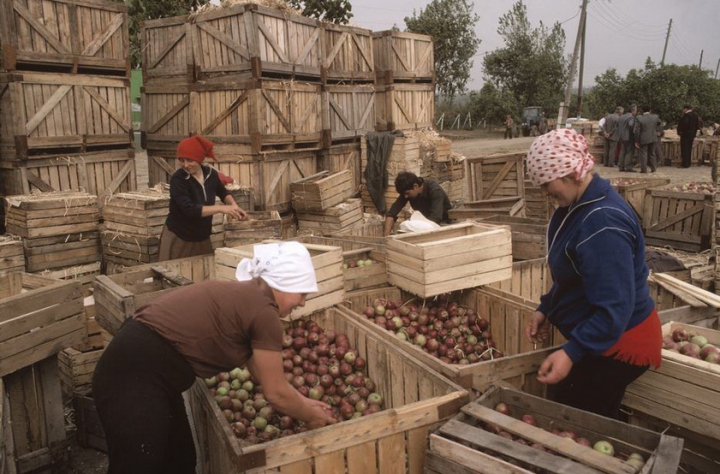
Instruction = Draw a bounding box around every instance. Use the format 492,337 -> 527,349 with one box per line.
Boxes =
524,129 -> 661,420
93,242 -> 336,474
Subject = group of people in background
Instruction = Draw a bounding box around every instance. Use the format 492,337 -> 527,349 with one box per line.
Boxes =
599,103 -> 706,172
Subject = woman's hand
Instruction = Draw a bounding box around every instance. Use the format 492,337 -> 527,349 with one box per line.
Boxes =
525,311 -> 551,344
223,204 -> 247,220
537,349 -> 573,385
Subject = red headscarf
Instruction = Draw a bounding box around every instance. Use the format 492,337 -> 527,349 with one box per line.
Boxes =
177,136 -> 216,164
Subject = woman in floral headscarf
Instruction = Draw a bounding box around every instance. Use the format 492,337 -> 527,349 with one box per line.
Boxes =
524,129 -> 661,419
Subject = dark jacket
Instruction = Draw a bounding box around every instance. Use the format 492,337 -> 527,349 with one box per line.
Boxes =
386,179 -> 451,223
166,165 -> 230,242
677,110 -> 702,137
538,174 -> 655,363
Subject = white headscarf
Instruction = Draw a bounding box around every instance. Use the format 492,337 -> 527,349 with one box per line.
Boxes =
235,241 -> 318,294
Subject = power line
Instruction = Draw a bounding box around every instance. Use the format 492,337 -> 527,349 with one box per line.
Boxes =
592,1 -> 668,35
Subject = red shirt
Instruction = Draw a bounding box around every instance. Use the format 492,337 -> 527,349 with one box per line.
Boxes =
134,278 -> 283,378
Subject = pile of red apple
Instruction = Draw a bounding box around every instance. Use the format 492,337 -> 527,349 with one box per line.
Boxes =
663,327 -> 720,363
204,320 -> 385,444
343,257 -> 378,269
666,182 -> 715,194
361,298 -> 503,364
489,402 -> 646,470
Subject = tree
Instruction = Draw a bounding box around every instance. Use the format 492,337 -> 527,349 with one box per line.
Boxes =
468,83 -> 519,126
482,0 -> 569,114
288,0 -> 353,23
121,0 -> 209,69
404,0 -> 480,100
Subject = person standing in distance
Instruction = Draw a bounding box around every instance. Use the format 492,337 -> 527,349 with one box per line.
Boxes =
524,129 -> 661,420
677,104 -> 703,168
159,135 -> 247,260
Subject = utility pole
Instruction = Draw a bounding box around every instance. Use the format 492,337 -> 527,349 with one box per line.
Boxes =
699,50 -> 704,68
558,0 -> 588,128
576,12 -> 588,118
715,58 -> 720,79
660,19 -> 672,66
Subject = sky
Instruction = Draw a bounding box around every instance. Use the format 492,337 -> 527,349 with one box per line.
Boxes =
350,0 -> 719,91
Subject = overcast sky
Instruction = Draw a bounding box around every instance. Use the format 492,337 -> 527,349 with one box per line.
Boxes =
351,0 -> 719,90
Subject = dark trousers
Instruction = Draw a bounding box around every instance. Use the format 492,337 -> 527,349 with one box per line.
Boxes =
504,127 -> 513,139
547,355 -> 649,420
680,133 -> 695,167
93,319 -> 197,474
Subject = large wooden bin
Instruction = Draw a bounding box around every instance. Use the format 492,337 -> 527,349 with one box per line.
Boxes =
140,16 -> 194,84
385,222 -> 512,298
372,30 -> 434,83
322,84 -> 376,141
426,385 -> 683,474
0,0 -> 130,74
340,286 -> 558,391
191,3 -> 323,81
214,242 -> 344,319
641,188 -> 715,252
290,170 -> 354,212
0,71 -> 133,159
322,23 -> 374,83
465,152 -> 525,202
609,177 -> 671,217
623,321 -> 720,473
374,83 -> 435,132
189,306 -> 469,474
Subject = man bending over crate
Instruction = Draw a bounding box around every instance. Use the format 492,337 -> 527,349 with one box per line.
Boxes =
383,172 -> 452,236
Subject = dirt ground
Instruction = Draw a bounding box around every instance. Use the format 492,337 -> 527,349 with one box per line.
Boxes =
59,131 -> 714,473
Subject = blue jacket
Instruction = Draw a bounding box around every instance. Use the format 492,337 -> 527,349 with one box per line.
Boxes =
538,174 -> 654,363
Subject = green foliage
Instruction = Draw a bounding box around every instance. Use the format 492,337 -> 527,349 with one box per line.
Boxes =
120,0 -> 208,69
288,0 -> 353,23
468,83 -> 519,126
481,0 -> 569,115
584,62 -> 720,126
404,0 -> 480,100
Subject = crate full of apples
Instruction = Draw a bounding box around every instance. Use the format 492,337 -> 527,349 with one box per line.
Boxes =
342,286 -> 559,392
425,385 -> 683,474
623,321 -> 720,467
188,307 -> 469,474
341,247 -> 387,291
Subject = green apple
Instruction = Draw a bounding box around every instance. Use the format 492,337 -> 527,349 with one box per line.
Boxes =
593,440 -> 615,456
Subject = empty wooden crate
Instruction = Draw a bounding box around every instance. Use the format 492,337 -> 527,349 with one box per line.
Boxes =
290,170 -> 354,212
386,222 -> 512,298
224,210 -> 281,247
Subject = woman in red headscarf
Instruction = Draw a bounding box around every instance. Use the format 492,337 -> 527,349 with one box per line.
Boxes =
524,129 -> 661,419
158,135 -> 247,260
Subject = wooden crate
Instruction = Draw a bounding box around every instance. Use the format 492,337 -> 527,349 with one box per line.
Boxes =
374,83 -> 435,132
439,178 -> 467,204
0,71 -> 133,159
73,389 -> 106,453
341,247 -> 387,291
100,225 -> 160,268
224,210 -> 281,247
0,235 -> 24,276
372,30 -> 434,82
116,254 -> 216,282
466,152 -> 525,202
101,188 -> 169,236
93,265 -> 195,335
319,142 -> 362,193
297,198 -> 363,235
361,134 -> 422,183
147,150 -> 318,212
140,16 -> 194,84
623,321 -> 720,473
0,149 -> 137,198
295,233 -> 385,253
641,189 -> 715,252
291,170 -> 354,212
1,357 -> 70,473
214,242 -> 344,319
4,191 -> 98,239
322,84 -> 375,141
58,346 -> 104,399
32,261 -> 101,297
479,215 -> 548,261
340,286 -> 559,390
22,232 -> 101,273
322,23 -> 374,83
487,258 -> 551,304
280,210 -> 298,239
523,178 -> 556,220
225,184 -> 255,211
609,177 -> 671,217
386,222 -> 512,298
0,0 -> 129,75
191,3 -> 323,81
0,272 -> 86,377
189,305 -> 469,474
426,385 -> 683,474
140,82 -> 191,152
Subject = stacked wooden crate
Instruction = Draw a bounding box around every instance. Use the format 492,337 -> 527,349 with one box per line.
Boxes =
224,210 -> 281,247
0,235 -> 24,275
291,170 -> 361,235
4,191 -> 101,274
0,0 -> 136,199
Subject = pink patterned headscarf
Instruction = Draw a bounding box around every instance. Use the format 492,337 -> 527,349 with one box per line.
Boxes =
526,129 -> 595,186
